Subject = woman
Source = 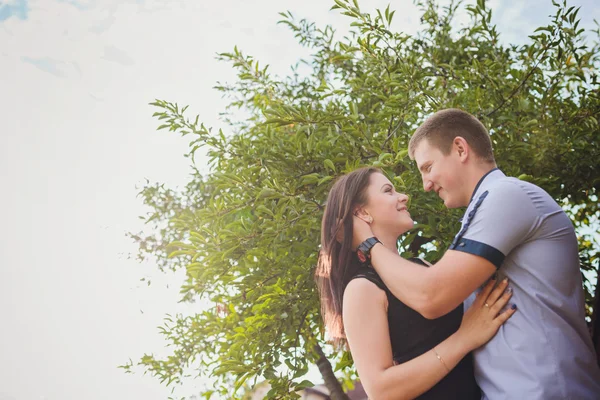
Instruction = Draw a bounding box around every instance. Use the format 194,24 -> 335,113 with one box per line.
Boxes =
315,167 -> 516,400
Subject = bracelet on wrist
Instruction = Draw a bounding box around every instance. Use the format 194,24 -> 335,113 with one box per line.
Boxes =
433,347 -> 450,372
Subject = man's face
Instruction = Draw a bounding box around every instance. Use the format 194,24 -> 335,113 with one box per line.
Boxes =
413,139 -> 468,208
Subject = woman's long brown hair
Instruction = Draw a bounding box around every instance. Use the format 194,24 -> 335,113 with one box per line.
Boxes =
315,167 -> 379,347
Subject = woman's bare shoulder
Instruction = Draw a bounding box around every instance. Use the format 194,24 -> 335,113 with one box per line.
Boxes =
344,277 -> 387,309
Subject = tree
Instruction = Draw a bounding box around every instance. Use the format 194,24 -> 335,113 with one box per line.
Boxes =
123,0 -> 600,398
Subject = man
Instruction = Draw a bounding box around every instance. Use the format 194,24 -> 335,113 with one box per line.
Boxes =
352,108 -> 600,399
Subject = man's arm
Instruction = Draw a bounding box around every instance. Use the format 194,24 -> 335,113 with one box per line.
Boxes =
358,180 -> 536,319
367,245 -> 495,319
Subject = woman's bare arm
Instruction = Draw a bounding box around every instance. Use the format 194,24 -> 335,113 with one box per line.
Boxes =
343,278 -> 514,400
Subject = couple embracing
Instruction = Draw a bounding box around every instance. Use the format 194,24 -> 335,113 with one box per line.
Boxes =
316,109 -> 600,399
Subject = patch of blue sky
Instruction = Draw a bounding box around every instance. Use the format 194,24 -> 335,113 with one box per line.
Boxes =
0,0 -> 28,22
56,0 -> 94,11
21,56 -> 66,78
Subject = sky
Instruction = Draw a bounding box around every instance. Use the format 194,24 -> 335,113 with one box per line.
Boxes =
0,0 -> 598,399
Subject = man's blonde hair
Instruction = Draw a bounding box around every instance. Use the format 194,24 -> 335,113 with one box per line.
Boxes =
408,108 -> 495,163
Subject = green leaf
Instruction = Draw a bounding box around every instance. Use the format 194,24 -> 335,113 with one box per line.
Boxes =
295,379 -> 315,390
324,159 -> 336,172
257,188 -> 282,199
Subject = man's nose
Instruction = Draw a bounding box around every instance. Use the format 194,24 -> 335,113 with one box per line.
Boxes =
423,179 -> 433,192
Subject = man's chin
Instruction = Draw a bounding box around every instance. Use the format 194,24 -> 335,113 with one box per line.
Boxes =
442,197 -> 457,209
437,193 -> 448,207
444,200 -> 465,209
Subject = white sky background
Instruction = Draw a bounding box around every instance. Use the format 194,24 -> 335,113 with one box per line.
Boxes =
0,0 -> 598,399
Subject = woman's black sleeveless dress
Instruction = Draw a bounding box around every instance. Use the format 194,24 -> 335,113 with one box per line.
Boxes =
350,258 -> 481,400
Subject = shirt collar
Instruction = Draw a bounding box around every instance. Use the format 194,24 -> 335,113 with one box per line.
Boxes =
468,168 -> 504,204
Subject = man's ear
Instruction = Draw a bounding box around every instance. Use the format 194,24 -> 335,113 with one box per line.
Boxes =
453,136 -> 470,162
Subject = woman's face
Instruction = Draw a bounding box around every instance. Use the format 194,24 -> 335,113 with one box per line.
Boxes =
361,172 -> 414,237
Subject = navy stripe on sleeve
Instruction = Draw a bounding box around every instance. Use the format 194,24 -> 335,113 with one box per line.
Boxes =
450,238 -> 505,269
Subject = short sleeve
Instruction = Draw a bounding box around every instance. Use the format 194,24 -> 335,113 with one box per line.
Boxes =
449,181 -> 539,269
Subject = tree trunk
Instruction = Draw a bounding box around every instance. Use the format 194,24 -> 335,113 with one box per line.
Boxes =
313,343 -> 350,400
591,269 -> 600,366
